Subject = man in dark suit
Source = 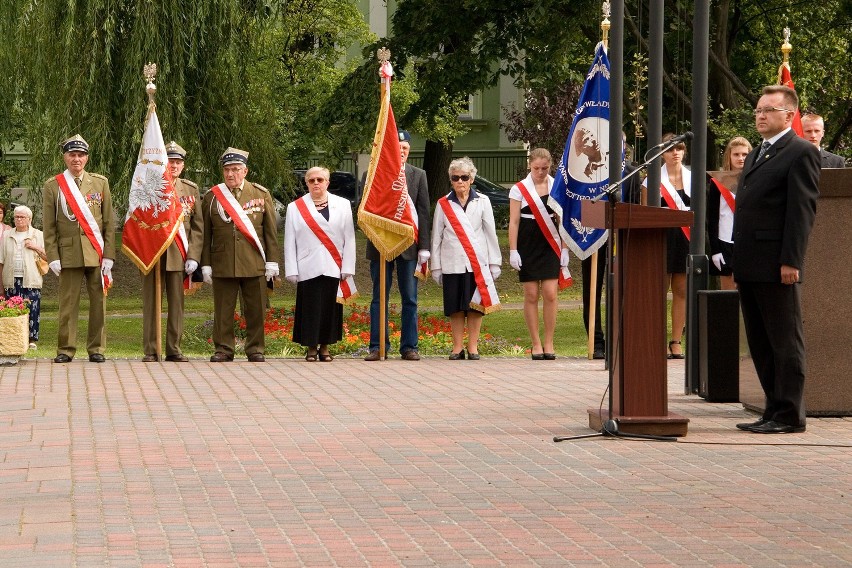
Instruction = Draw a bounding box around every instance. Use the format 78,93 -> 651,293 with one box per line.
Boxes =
801,113 -> 846,168
364,130 -> 431,361
733,85 -> 820,434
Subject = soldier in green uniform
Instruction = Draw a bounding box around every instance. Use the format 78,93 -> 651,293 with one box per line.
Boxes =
43,135 -> 116,363
140,141 -> 204,362
201,148 -> 280,362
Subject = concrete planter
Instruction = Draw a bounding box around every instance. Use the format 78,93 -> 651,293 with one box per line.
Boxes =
0,313 -> 29,364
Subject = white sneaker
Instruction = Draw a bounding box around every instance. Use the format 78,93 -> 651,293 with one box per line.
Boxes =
29,342 -> 37,350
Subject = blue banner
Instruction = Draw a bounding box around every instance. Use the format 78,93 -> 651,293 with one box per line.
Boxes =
550,42 -> 614,261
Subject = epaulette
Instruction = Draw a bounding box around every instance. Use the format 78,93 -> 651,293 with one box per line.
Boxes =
179,179 -> 199,189
89,173 -> 109,181
252,182 -> 269,193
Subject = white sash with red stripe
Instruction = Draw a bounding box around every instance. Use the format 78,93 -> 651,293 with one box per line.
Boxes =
437,196 -> 501,314
514,175 -> 573,289
660,165 -> 691,240
56,171 -> 111,292
210,183 -> 266,262
709,177 -> 735,243
294,195 -> 358,304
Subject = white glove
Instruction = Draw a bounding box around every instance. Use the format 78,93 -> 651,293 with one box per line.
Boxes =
490,265 -> 501,280
49,260 -> 62,275
341,273 -> 354,280
417,250 -> 431,265
286,275 -> 299,284
432,269 -> 442,286
509,250 -> 522,271
711,253 -> 725,271
201,266 -> 213,284
265,262 -> 279,281
185,259 -> 198,274
101,258 -> 114,275
560,248 -> 570,267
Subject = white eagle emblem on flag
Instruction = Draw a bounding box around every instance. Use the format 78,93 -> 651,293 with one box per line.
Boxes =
129,166 -> 172,218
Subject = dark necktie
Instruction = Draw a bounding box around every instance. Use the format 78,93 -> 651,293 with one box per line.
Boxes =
74,177 -> 82,187
756,140 -> 771,162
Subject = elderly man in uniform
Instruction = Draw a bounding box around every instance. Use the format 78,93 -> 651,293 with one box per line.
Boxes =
140,141 -> 203,362
43,134 -> 116,363
801,113 -> 846,168
201,148 -> 279,362
364,129 -> 431,361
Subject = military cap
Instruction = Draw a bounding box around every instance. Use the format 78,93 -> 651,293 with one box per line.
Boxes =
398,130 -> 411,143
61,134 -> 89,154
220,147 -> 249,166
166,141 -> 186,160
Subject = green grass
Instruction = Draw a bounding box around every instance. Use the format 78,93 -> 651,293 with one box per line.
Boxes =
28,230 -> 607,359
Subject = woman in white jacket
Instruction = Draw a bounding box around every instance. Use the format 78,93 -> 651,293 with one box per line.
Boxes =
431,157 -> 502,360
0,205 -> 46,349
284,167 -> 356,362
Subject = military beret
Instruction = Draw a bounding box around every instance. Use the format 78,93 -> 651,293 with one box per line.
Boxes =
166,141 -> 186,160
220,147 -> 249,166
61,134 -> 89,154
398,130 -> 411,143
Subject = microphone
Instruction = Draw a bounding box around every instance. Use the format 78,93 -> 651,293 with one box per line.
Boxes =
668,131 -> 694,144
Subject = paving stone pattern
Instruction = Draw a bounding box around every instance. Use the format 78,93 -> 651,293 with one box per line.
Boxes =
2,357 -> 851,567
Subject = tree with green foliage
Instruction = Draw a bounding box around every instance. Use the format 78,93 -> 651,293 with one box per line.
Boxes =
0,0 -> 371,220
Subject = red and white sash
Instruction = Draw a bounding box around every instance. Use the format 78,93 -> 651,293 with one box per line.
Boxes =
210,183 -> 266,262
56,171 -> 111,292
660,165 -> 691,240
294,196 -> 358,304
437,196 -> 501,313
514,175 -> 573,289
709,177 -> 735,243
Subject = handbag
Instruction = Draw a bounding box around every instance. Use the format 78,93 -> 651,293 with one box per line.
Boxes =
35,253 -> 49,276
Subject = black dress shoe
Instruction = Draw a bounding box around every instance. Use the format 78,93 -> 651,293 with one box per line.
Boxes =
165,354 -> 189,362
736,419 -> 768,431
543,353 -> 556,360
210,352 -> 234,362
593,348 -> 606,360
449,351 -> 465,360
466,351 -> 481,360
142,354 -> 158,362
247,353 -> 265,362
89,353 -> 106,363
401,350 -> 421,361
749,420 -> 806,434
53,354 -> 72,363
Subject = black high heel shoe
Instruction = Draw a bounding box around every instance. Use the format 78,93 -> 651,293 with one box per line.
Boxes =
668,340 -> 685,360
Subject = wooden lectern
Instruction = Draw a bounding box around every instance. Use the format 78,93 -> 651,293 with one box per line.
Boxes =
581,200 -> 694,436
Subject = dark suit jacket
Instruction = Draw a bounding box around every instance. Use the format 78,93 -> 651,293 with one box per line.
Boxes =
365,163 -> 431,261
732,130 -> 819,283
820,149 -> 846,168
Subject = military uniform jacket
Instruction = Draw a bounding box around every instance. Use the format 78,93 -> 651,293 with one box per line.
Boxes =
732,130 -> 819,283
163,178 -> 203,271
43,171 -> 116,267
201,181 -> 280,278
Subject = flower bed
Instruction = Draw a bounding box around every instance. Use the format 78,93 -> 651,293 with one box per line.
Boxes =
184,302 -> 524,358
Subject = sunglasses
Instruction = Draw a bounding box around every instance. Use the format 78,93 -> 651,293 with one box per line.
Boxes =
450,174 -> 471,182
306,177 -> 327,183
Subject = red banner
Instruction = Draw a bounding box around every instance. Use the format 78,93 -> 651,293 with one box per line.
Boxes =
122,107 -> 184,274
357,61 -> 417,260
778,63 -> 804,137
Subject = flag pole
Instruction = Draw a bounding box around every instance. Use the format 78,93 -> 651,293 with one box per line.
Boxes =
587,8 -> 610,359
143,63 -> 164,360
377,51 -> 389,362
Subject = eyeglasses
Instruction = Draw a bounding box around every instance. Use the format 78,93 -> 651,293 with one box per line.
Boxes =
754,107 -> 792,116
450,174 -> 471,182
306,177 -> 326,183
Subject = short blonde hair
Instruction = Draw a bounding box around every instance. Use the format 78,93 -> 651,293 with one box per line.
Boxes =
448,157 -> 477,179
305,166 -> 330,181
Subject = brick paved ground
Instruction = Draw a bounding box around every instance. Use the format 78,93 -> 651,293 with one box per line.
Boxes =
1,356 -> 851,567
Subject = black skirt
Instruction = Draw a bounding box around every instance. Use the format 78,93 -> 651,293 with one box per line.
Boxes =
442,272 -> 484,316
293,275 -> 343,347
664,189 -> 691,274
517,208 -> 560,282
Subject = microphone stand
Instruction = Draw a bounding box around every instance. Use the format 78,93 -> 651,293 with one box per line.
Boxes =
554,141 -> 684,443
